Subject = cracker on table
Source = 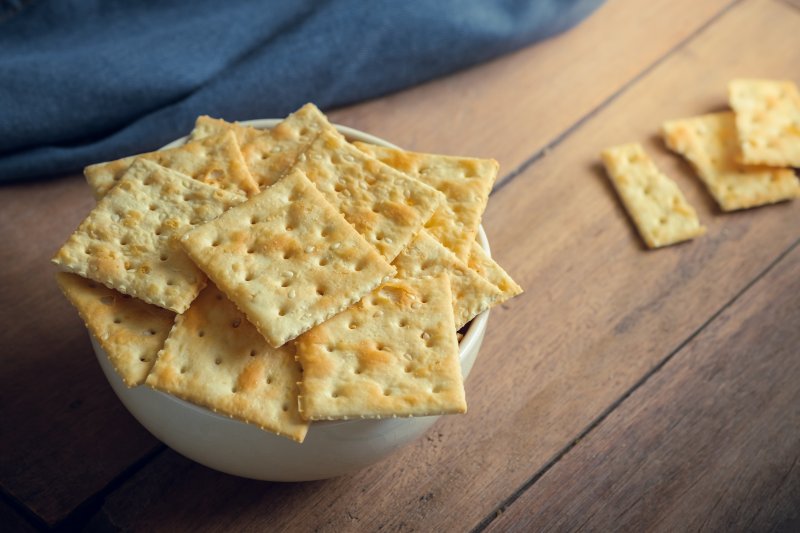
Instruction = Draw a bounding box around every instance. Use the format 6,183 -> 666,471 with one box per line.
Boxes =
392,230 -> 501,329
56,272 -> 175,387
295,273 -> 466,420
662,112 -> 800,211
728,79 -> 800,167
84,131 -> 259,199
601,143 -> 706,248
293,130 -> 444,261
355,142 -> 498,260
181,168 -> 395,348
191,103 -> 335,189
145,283 -> 309,442
53,159 -> 245,313
466,241 -> 523,305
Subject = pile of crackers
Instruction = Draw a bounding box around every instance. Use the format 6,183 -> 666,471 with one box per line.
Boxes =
53,104 -> 522,442
601,78 -> 800,249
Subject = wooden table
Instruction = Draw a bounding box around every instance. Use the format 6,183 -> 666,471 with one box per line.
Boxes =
2,0 -> 799,530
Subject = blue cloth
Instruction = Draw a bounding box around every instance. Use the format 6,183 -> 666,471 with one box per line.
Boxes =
0,0 -> 602,182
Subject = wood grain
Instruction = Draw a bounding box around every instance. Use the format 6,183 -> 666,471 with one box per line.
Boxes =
486,243 -> 800,532
0,177 -> 161,526
90,0 -> 800,530
328,0 -> 733,184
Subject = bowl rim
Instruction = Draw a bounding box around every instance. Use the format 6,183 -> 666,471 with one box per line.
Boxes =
135,118 -> 492,428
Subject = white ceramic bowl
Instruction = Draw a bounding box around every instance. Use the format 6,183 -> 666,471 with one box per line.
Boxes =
92,120 -> 490,481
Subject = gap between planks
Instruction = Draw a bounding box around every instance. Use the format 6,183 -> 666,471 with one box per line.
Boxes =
491,0 -> 743,196
472,235 -> 800,532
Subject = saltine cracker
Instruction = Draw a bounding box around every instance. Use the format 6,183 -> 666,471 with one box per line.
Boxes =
601,143 -> 706,248
56,272 -> 175,387
295,274 -> 466,420
146,284 -> 309,442
181,168 -> 395,348
662,112 -> 800,211
53,159 -> 245,313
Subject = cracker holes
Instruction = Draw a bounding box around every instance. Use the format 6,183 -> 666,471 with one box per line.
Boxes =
231,318 -> 241,328
354,261 -> 367,272
285,223 -> 294,232
316,286 -> 327,297
166,279 -> 177,286
198,330 -> 205,337
113,317 -> 122,324
282,403 -> 289,412
216,294 -> 224,301
404,365 -> 413,373
214,357 -> 222,365
84,248 -> 92,255
266,376 -> 273,385
318,257 -> 329,267
659,216 -> 668,225
278,307 -> 288,317
283,250 -> 294,260
148,204 -> 157,211
250,216 -> 258,226
180,366 -> 188,374
148,329 -> 157,336
249,349 -> 257,357
139,356 -> 148,362
383,389 -> 392,396
245,272 -> 255,282
281,278 -> 292,288
348,321 -> 358,330
398,319 -> 409,328
160,253 -> 168,262
334,183 -> 345,193
211,238 -> 221,247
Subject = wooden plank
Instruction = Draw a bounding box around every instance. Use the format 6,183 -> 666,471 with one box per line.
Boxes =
0,177 -> 161,526
328,0 -> 733,183
91,1 -> 800,530
485,243 -> 800,532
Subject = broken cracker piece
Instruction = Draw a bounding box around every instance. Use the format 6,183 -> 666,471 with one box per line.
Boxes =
53,159 -> 245,313
295,274 -> 466,420
146,283 -> 309,442
601,143 -> 706,248
181,167 -> 395,348
662,112 -> 800,211
729,79 -> 800,167
56,272 -> 174,387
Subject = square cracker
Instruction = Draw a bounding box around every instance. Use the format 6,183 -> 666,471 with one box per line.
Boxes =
466,242 -> 523,306
728,79 -> 800,167
601,143 -> 706,248
145,283 -> 309,442
392,230 -> 501,329
181,167 -> 396,348
292,130 -> 444,261
56,272 -> 175,387
84,131 -> 259,199
53,159 -> 245,313
355,142 -> 498,260
295,273 -> 466,420
662,112 -> 800,211
191,103 -> 336,189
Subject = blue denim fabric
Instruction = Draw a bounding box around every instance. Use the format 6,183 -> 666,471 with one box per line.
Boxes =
0,0 -> 602,181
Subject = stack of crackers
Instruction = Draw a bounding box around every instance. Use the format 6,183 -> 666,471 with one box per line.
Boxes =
53,104 -> 522,443
601,78 -> 800,249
